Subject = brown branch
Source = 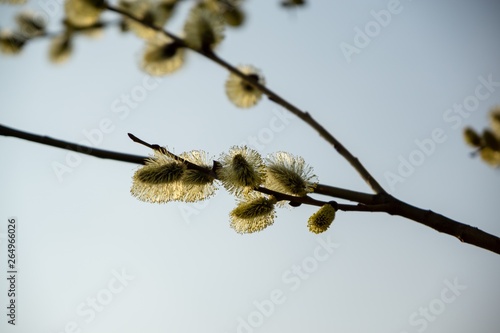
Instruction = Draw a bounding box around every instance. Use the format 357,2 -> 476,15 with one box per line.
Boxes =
389,198 -> 500,256
0,123 -> 147,165
2,123 -> 499,255
314,183 -> 379,205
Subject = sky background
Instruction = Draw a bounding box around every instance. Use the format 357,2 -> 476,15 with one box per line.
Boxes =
1,0 -> 500,332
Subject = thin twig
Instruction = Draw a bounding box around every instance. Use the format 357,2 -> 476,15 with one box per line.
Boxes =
0,123 -> 147,165
128,133 -> 217,177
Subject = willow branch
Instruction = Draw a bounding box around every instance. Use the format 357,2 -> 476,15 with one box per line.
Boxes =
388,198 -> 500,256
127,133 -> 217,178
314,183 -> 379,205
0,123 -> 147,165
2,123 -> 499,255
104,4 -> 386,195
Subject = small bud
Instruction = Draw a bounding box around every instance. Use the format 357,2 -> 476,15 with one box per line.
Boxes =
223,7 -> 245,27
308,204 -> 336,234
49,33 -> 73,64
0,30 -> 26,55
141,35 -> 185,76
480,147 -> 500,167
463,127 -> 481,147
482,129 -> 500,151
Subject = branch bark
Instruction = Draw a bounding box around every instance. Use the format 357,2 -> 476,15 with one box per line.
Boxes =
2,123 -> 499,255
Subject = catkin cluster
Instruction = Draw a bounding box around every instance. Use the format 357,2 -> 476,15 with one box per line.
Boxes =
130,146 -> 335,234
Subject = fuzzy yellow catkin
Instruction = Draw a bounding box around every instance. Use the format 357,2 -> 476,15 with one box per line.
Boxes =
308,204 -> 336,234
176,150 -> 217,202
463,127 -> 481,148
141,38 -> 185,76
217,146 -> 266,195
230,195 -> 276,234
223,7 -> 245,27
131,149 -> 218,203
65,0 -> 105,28
15,11 -> 46,37
479,147 -> 500,167
121,0 -> 174,40
265,152 -> 317,197
49,34 -> 73,64
225,65 -> 265,108
135,162 -> 186,184
482,129 -> 500,151
0,30 -> 25,55
183,5 -> 225,50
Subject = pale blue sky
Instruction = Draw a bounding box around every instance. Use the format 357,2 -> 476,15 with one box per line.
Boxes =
1,1 -> 500,332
